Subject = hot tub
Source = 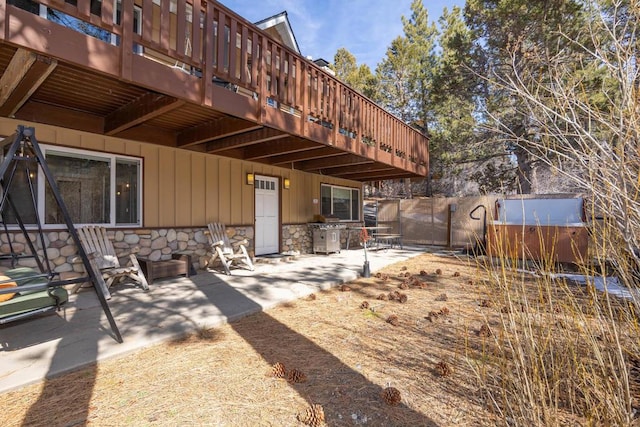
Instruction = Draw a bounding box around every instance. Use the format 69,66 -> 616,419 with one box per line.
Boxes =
486,198 -> 589,264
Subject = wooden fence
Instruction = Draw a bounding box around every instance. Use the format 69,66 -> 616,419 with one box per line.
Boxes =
368,194 -> 584,248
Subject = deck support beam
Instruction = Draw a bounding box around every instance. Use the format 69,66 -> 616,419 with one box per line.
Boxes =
105,93 -> 185,135
0,49 -> 57,117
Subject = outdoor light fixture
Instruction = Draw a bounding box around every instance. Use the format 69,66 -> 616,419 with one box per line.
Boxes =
246,173 -> 254,185
283,178 -> 290,189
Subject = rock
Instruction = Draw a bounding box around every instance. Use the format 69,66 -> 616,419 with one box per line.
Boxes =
54,263 -> 73,273
193,231 -> 208,243
151,236 -> 167,250
60,245 -> 77,257
50,240 -> 66,249
124,234 -> 140,244
137,247 -> 152,257
46,247 -> 60,259
18,258 -> 38,268
59,271 -> 82,281
52,255 -> 66,266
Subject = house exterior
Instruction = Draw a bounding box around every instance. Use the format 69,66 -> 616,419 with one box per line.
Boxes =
0,0 -> 428,274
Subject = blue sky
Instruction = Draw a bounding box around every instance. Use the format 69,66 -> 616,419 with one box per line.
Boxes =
218,0 -> 464,70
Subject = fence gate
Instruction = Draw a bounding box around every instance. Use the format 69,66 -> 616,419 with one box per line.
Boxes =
377,200 -> 401,235
368,196 -> 494,248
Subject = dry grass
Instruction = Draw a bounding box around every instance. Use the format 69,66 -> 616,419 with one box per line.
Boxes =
3,251 -> 636,426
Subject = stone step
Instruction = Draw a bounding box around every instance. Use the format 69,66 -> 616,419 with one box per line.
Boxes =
254,251 -> 301,265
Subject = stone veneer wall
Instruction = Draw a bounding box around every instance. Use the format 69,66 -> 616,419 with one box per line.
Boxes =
281,224 -> 313,254
281,223 -> 364,254
0,223 -> 365,277
0,226 -> 254,277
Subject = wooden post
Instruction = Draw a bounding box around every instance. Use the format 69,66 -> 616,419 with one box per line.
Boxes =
0,0 -> 6,41
120,0 -> 134,81
447,203 -> 457,248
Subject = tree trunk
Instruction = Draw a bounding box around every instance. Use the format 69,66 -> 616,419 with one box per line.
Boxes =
513,146 -> 532,194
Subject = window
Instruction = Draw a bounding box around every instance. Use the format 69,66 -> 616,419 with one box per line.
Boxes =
9,0 -> 142,51
2,145 -> 142,228
320,184 -> 360,221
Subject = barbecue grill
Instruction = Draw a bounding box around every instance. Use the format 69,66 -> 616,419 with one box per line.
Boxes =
308,217 -> 345,254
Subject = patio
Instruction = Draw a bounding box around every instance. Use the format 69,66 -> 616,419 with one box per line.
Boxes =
0,246 -> 426,394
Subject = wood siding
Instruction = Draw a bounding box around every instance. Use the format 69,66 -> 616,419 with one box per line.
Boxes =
0,118 -> 361,227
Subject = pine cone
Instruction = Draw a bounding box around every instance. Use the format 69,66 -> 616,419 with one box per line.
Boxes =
307,293 -> 317,301
398,282 -> 409,290
377,293 -> 388,301
480,299 -> 492,308
297,403 -> 325,427
287,368 -> 307,383
360,301 -> 370,309
381,386 -> 402,406
270,362 -> 286,378
478,324 -> 492,337
340,284 -> 351,292
420,270 -> 428,276
435,361 -> 453,377
415,281 -> 428,289
435,268 -> 442,275
428,307 -> 449,322
388,290 -> 401,301
453,271 -> 461,277
375,272 -> 382,278
386,314 -> 399,326
398,293 -> 408,304
435,293 -> 448,301
401,266 -> 408,271
404,272 -> 411,277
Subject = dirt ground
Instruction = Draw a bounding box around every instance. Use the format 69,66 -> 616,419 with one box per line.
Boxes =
2,252 -> 501,427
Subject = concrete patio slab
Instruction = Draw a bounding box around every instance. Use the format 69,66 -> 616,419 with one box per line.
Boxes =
0,246 -> 427,394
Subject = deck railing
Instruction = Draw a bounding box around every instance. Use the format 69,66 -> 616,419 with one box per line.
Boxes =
0,0 -> 428,175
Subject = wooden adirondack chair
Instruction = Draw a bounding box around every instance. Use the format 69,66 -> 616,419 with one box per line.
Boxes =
206,223 -> 254,275
77,226 -> 149,292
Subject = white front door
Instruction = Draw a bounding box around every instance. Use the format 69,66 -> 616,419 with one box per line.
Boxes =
254,175 -> 279,255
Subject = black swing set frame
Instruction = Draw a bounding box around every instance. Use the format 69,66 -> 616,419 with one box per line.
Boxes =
0,126 -> 122,343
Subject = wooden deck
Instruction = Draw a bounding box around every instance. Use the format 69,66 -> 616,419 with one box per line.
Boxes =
0,0 -> 428,180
